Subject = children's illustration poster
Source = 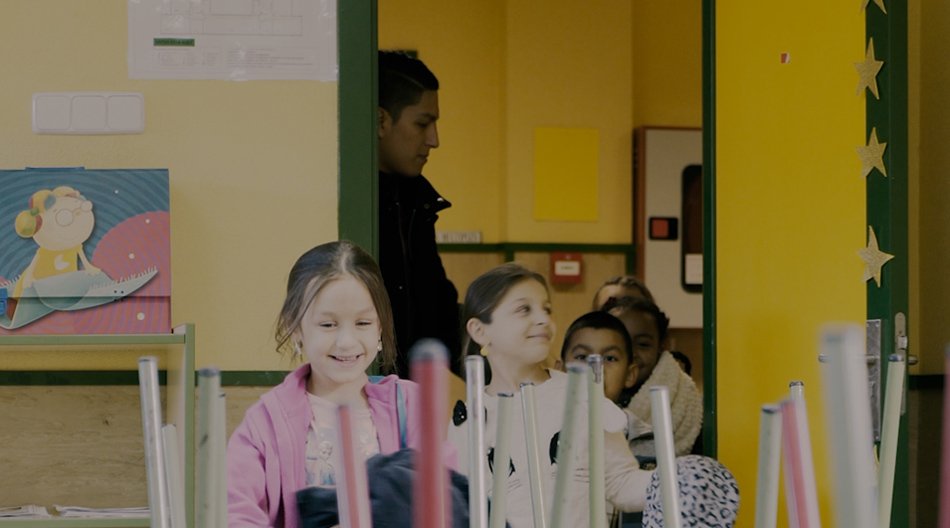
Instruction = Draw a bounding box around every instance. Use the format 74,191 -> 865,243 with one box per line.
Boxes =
0,168 -> 170,335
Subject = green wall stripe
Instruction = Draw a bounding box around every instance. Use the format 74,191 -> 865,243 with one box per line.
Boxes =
701,0 -> 718,459
0,371 -> 166,386
0,334 -> 185,346
439,242 -> 634,253
220,371 -> 290,386
439,242 -> 637,276
0,371 -> 289,387
337,0 -> 378,257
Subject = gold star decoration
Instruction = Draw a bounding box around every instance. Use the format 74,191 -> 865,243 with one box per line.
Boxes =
854,38 -> 884,99
856,127 -> 887,178
857,226 -> 894,287
861,0 -> 887,14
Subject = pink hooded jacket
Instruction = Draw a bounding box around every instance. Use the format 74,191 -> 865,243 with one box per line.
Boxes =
227,364 -> 425,528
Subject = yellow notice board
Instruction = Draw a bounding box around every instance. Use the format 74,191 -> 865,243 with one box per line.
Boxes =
533,127 -> 599,221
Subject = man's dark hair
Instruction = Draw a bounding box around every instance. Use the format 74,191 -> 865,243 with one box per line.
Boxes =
379,50 -> 439,123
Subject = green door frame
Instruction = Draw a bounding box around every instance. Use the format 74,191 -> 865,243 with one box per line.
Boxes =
338,0 -> 379,258
701,0 -> 718,458
867,3 -> 910,527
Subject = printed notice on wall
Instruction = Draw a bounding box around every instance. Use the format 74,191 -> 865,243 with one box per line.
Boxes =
128,0 -> 337,81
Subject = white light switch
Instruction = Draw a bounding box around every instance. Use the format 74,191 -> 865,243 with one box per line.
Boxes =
107,95 -> 145,131
34,94 -> 71,131
33,92 -> 145,134
72,95 -> 107,131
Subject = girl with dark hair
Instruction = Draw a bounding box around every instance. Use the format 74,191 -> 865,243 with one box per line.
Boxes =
448,263 -> 651,528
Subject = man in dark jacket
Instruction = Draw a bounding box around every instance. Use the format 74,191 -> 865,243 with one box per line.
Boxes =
378,50 -> 461,378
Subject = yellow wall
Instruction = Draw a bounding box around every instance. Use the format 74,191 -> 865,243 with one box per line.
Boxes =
716,3 -> 865,526
632,0 -> 703,129
504,0 -> 632,243
1,2 -> 339,371
381,0 -> 634,244
0,0 -> 699,369
379,0 -> 507,243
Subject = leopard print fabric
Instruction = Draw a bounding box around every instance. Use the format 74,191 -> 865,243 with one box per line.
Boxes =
643,455 -> 739,528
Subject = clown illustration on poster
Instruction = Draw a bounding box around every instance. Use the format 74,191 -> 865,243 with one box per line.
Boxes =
0,168 -> 171,335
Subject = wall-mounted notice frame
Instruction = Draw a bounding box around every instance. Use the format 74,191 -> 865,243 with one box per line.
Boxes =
128,0 -> 337,81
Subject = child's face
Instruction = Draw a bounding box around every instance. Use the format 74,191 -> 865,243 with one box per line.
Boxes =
297,274 -> 380,397
378,90 -> 440,177
562,327 -> 637,404
609,309 -> 661,387
475,279 -> 555,371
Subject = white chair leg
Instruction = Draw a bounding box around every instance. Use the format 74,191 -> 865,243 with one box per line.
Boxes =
163,424 -> 187,528
197,367 -> 224,528
139,356 -> 171,528
650,386 -> 682,528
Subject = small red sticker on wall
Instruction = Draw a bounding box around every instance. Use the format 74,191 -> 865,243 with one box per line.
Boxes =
781,52 -> 790,64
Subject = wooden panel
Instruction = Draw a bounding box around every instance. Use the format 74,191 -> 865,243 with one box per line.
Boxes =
667,328 -> 703,390
0,386 -> 152,508
441,252 -> 506,302
223,386 -> 271,441
0,376 -> 460,511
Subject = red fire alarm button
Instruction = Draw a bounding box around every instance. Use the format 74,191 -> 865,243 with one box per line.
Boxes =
649,217 -> 679,240
550,252 -> 582,284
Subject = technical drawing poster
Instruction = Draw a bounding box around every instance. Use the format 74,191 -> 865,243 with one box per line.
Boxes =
128,0 -> 337,81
